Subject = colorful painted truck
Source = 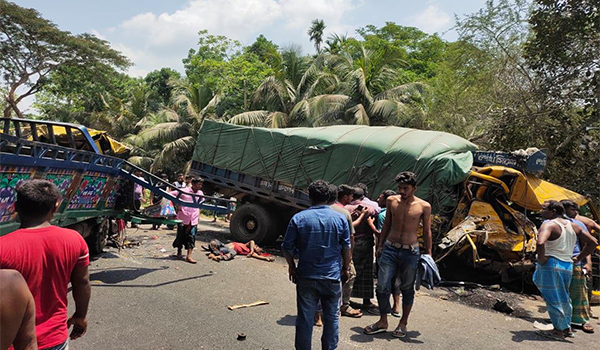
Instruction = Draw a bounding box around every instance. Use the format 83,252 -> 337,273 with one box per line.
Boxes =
190,121 -> 599,289
0,118 -> 230,254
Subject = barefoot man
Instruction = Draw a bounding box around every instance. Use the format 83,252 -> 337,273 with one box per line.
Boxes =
171,178 -> 204,263
364,171 -> 432,338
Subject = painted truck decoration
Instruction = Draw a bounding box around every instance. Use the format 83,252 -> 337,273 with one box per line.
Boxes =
0,118 -> 230,254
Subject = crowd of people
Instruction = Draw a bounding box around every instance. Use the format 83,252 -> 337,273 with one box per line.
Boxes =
1,171 -> 599,349
533,199 -> 599,340
282,171 -> 436,349
281,173 -> 600,349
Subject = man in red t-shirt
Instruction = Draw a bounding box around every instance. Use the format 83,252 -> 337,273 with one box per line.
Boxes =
0,180 -> 91,350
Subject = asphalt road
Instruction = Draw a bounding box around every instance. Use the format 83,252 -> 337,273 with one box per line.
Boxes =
67,220 -> 600,350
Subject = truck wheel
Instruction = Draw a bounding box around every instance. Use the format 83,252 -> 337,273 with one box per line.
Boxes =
86,219 -> 109,255
230,203 -> 276,244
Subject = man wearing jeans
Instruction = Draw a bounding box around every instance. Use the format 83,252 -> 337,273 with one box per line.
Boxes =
282,180 -> 352,350
364,172 -> 432,338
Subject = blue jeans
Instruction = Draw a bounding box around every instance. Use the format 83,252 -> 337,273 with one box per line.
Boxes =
296,278 -> 342,350
42,340 -> 68,350
376,243 -> 420,314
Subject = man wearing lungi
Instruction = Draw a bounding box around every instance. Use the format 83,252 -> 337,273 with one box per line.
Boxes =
534,200 -> 597,340
561,200 -> 595,333
345,187 -> 379,315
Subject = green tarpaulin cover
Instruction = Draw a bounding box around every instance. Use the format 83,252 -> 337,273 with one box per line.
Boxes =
193,121 -> 477,210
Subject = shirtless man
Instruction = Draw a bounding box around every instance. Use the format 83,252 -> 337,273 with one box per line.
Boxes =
364,171 -> 432,338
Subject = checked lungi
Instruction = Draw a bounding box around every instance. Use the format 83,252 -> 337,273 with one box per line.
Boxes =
570,265 -> 591,325
533,257 -> 573,330
351,237 -> 375,299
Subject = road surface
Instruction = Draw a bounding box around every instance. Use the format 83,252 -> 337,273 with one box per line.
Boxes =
67,220 -> 599,349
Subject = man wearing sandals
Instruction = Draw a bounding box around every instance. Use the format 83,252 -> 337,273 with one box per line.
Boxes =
364,172 -> 432,338
533,200 -> 597,340
282,180 -> 352,350
328,184 -> 363,318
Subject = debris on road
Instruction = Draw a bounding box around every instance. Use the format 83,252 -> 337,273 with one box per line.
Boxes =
228,300 -> 269,310
237,333 -> 246,341
533,321 -> 553,330
493,299 -> 514,314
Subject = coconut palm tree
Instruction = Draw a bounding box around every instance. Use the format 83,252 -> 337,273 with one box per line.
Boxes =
308,19 -> 326,54
130,80 -> 220,171
293,42 -> 427,127
229,52 -> 339,128
231,42 -> 428,128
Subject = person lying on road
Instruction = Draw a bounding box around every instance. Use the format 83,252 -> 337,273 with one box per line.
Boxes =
205,239 -> 274,262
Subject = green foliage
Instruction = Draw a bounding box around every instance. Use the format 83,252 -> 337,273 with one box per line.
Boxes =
0,0 -> 130,118
425,41 -> 496,140
357,23 -> 447,81
524,0 -> 600,199
144,68 -> 181,109
183,30 -> 241,87
184,31 -> 274,116
245,34 -> 281,70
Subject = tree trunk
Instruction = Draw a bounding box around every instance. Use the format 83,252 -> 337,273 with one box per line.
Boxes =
4,96 -> 23,118
3,106 -> 12,118
243,80 -> 248,111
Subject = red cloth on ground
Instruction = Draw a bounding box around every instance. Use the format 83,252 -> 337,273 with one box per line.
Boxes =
0,226 -> 89,349
231,242 -> 251,255
231,242 -> 272,257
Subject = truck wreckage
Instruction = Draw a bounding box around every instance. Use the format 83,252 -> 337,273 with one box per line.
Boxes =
436,151 -> 599,287
190,121 -> 599,291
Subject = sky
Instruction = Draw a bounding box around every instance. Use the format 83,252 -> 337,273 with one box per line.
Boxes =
12,0 -> 489,111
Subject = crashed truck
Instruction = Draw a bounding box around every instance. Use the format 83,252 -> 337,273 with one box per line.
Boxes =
0,118 -> 229,253
190,120 -> 599,288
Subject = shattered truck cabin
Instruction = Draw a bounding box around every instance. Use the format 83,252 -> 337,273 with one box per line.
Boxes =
437,151 -> 600,288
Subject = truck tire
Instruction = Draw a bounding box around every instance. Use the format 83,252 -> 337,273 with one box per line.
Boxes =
85,219 -> 109,255
230,203 -> 277,244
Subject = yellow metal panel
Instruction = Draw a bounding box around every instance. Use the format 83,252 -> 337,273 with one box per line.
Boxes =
474,166 -> 588,211
510,174 -> 588,211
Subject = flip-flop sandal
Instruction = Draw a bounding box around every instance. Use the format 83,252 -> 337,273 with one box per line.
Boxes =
391,311 -> 401,318
563,330 -> 575,338
582,323 -> 595,334
363,305 -> 380,315
535,330 -> 565,341
364,323 -> 387,335
392,325 -> 407,338
341,307 -> 363,318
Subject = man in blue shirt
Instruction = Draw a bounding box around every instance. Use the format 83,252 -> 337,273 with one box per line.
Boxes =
282,180 -> 352,350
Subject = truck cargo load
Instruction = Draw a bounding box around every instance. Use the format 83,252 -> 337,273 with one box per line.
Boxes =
193,120 -> 478,211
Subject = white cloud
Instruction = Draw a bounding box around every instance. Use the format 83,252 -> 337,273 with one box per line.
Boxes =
96,0 -> 358,77
410,5 -> 452,34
